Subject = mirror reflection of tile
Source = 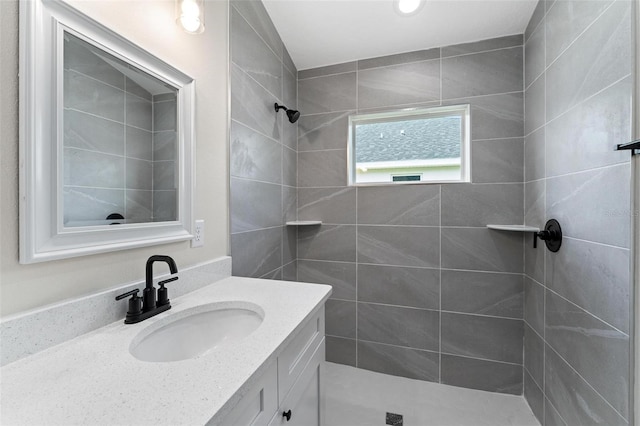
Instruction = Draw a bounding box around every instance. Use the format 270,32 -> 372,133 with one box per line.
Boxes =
62,32 -> 178,227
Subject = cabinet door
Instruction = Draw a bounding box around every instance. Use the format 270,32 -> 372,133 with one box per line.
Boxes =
214,362 -> 278,426
270,339 -> 324,426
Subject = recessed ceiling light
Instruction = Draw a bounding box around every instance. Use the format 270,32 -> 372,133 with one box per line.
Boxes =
395,0 -> 423,15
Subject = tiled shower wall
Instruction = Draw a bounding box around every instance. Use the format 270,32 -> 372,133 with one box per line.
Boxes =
64,42 -> 158,224
152,93 -> 178,222
296,35 -> 527,394
229,0 -> 298,280
522,0 -> 633,424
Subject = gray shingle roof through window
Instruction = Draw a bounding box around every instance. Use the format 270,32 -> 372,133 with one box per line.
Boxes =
355,116 -> 461,163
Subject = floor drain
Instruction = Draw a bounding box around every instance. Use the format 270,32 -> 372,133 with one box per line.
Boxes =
386,412 -> 403,425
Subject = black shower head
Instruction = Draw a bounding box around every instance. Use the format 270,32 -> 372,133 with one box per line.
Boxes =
274,103 -> 300,124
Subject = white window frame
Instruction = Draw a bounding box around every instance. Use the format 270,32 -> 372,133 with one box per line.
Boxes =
347,105 -> 471,186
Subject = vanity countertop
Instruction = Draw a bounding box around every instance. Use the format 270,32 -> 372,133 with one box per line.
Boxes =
0,277 -> 332,425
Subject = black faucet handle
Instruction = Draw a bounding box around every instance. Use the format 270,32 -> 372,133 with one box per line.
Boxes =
158,276 -> 178,286
115,289 -> 139,301
157,277 -> 176,307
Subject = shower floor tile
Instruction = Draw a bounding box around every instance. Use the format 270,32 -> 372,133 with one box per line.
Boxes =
323,362 -> 540,426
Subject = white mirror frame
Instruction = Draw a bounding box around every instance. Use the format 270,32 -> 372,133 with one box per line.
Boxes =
19,0 -> 195,264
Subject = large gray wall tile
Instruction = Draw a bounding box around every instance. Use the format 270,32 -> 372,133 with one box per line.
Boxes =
524,371 -> 544,424
298,225 -> 356,262
544,397 -> 569,426
545,344 -> 628,425
442,47 -> 523,99
65,70 -> 124,122
545,0 -> 615,66
524,323 -> 544,388
231,63 -> 281,141
298,62 -> 357,79
231,7 -> 282,99
524,276 -> 545,336
298,150 -> 347,187
230,121 -> 282,184
358,264 -> 439,310
357,341 -> 439,382
525,24 -> 545,88
297,260 -> 356,301
357,226 -> 440,268
545,0 -> 631,121
230,178 -> 281,233
298,187 -> 356,224
325,299 -> 356,338
525,179 -> 545,228
358,303 -> 439,351
230,227 -> 282,278
441,228 -> 523,273
64,36 -> 125,89
546,237 -> 630,333
545,290 -> 629,417
444,92 -> 524,140
125,190 -> 152,222
230,0 -> 283,60
64,110 -> 124,156
472,138 -> 524,184
441,270 -> 523,319
546,163 -> 630,248
153,100 -> 176,132
442,35 -> 523,58
441,354 -> 523,395
282,226 -> 297,265
64,148 -> 124,188
282,146 -> 297,188
63,187 -> 124,224
524,127 -> 545,182
126,126 -> 152,161
298,111 -> 352,151
153,131 -> 176,162
126,94 -> 152,131
357,185 -> 440,226
524,74 -> 545,135
545,76 -> 631,177
326,336 -> 356,367
298,72 -> 356,114
152,160 -> 175,190
357,60 -> 440,109
525,0 -> 546,41
441,312 -> 523,364
441,184 -> 523,227
358,49 -> 440,69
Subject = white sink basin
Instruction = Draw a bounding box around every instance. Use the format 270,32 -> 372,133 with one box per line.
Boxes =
130,301 -> 264,362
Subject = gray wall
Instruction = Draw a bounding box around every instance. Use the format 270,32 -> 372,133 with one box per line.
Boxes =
522,0 -> 633,424
229,0 -> 298,280
296,35 -> 527,394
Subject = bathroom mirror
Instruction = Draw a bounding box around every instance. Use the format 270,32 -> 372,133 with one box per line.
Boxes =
19,0 -> 195,263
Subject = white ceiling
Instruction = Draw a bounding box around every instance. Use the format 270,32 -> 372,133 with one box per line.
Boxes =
262,0 -> 538,71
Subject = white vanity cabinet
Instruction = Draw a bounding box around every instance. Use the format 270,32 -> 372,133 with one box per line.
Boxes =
221,307 -> 326,426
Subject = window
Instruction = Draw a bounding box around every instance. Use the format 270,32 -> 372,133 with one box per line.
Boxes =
348,105 -> 471,185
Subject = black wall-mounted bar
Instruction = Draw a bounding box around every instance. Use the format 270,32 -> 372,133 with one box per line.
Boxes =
616,139 -> 640,155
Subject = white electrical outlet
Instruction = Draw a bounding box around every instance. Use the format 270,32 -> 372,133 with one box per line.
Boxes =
191,220 -> 204,248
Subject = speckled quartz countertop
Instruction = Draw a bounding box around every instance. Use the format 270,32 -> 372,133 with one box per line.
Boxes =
0,277 -> 332,425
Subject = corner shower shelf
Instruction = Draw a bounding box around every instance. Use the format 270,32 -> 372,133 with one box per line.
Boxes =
486,224 -> 541,232
285,221 -> 322,226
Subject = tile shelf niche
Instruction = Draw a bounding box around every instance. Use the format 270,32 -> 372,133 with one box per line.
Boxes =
286,221 -> 322,226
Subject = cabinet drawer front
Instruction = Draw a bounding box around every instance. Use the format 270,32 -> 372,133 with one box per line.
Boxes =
270,338 -> 325,426
277,308 -> 325,404
221,362 -> 278,426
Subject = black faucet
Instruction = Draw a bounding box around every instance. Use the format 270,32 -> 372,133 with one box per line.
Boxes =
115,255 -> 179,324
